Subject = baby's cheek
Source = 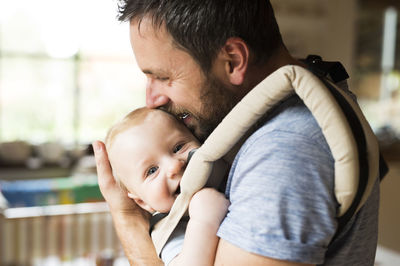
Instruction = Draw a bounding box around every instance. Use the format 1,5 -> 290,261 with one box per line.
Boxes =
155,198 -> 174,213
152,189 -> 175,213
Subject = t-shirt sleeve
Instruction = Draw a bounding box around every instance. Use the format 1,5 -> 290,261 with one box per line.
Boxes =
217,129 -> 338,264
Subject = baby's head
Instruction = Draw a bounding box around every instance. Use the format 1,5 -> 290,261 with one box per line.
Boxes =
105,107 -> 200,213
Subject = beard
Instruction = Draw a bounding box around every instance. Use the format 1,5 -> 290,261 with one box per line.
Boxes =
161,74 -> 241,143
196,75 -> 241,141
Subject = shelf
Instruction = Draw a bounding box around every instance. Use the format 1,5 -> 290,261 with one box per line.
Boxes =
1,201 -> 108,219
0,166 -> 72,180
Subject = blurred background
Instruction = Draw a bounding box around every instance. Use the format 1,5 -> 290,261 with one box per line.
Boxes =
0,0 -> 399,265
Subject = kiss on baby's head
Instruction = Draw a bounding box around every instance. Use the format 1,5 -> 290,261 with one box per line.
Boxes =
105,107 -> 200,213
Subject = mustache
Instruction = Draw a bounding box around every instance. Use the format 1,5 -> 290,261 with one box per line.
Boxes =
158,104 -> 193,120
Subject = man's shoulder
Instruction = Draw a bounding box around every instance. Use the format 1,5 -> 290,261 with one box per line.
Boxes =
219,95 -> 338,264
244,95 -> 330,153
228,95 -> 335,192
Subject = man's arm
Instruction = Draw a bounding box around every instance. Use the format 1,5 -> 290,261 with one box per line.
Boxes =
93,141 -> 163,265
215,240 -> 314,266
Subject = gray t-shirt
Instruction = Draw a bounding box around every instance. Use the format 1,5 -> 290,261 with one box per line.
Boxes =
217,95 -> 379,265
161,95 -> 379,265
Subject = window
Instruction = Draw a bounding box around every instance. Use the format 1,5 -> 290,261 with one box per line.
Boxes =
354,1 -> 400,134
0,0 -> 146,146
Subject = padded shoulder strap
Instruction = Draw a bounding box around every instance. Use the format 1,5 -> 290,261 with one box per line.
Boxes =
151,65 -> 380,255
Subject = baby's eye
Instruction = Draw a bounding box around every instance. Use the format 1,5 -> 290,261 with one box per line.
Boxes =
146,166 -> 159,177
173,143 -> 184,153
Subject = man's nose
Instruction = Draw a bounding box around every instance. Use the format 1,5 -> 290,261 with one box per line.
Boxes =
166,158 -> 186,179
146,79 -> 170,108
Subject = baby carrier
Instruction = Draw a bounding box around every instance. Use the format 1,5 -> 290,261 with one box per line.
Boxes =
150,55 -> 388,255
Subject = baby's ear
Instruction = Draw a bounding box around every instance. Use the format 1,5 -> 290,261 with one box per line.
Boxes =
127,192 -> 155,213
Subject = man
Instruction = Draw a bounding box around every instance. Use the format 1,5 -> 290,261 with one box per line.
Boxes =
93,1 -> 380,265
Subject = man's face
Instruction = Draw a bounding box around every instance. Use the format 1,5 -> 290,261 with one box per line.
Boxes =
108,110 -> 200,213
130,18 -> 239,141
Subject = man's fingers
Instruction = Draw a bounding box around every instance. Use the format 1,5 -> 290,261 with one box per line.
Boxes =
93,141 -> 151,231
92,140 -> 117,193
93,140 -> 139,211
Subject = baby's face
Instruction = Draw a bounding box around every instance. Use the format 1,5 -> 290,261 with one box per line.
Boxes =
109,111 -> 200,213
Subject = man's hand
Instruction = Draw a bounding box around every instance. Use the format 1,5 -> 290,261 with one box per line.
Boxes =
93,140 -> 149,222
93,141 -> 162,265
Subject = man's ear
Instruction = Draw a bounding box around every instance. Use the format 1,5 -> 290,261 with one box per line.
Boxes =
127,192 -> 155,213
221,37 -> 249,86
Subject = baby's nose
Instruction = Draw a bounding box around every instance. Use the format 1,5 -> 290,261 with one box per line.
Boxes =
167,158 -> 186,178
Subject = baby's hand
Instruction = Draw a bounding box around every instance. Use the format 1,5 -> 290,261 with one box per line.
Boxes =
188,188 -> 230,226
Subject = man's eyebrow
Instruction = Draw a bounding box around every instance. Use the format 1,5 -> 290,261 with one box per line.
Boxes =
142,68 -> 169,76
142,69 -> 153,75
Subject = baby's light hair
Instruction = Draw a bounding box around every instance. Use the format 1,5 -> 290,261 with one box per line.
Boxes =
105,107 -> 153,150
105,107 -> 155,189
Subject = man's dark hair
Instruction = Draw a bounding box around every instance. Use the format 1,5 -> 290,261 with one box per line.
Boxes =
117,0 -> 283,73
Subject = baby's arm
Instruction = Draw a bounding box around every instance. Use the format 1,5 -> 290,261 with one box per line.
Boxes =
169,187 -> 229,266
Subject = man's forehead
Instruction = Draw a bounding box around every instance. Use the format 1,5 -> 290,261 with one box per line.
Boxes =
130,16 -> 167,40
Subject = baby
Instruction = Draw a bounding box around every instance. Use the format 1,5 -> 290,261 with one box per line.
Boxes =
105,107 -> 229,265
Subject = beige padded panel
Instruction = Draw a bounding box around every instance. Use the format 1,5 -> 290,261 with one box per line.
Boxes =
151,65 -> 380,254
329,83 -> 380,212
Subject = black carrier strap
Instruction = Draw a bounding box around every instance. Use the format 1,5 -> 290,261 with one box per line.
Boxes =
149,213 -> 169,234
379,153 -> 389,181
302,55 -> 388,180
301,55 -> 389,244
300,55 -> 349,83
